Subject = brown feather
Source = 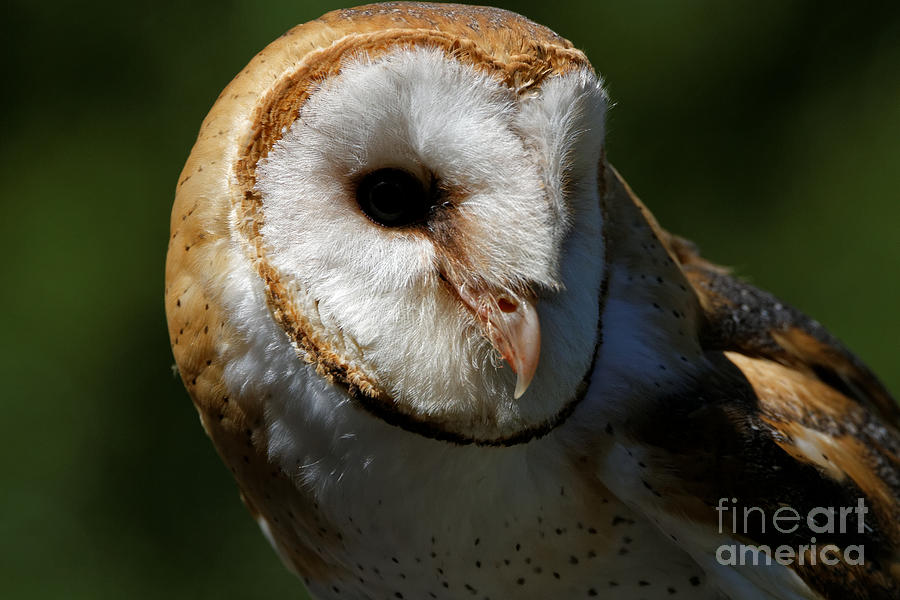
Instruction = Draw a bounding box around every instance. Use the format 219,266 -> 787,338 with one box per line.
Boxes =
655,209 -> 900,427
606,168 -> 900,598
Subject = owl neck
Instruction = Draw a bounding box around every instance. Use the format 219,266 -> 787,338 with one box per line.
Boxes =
578,165 -> 707,424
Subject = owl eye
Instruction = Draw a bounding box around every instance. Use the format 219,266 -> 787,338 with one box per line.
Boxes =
356,168 -> 432,227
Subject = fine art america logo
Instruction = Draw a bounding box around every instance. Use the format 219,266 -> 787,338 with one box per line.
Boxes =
715,498 -> 869,566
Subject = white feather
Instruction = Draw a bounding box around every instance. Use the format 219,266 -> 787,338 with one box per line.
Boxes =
253,48 -> 608,440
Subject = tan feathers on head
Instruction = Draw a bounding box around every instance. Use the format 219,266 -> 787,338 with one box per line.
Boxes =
169,1 -> 609,444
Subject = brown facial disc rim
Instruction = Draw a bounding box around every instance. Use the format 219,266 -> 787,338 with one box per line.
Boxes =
233,29 -> 601,446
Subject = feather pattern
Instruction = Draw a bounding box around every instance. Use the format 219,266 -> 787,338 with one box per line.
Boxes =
604,168 -> 900,599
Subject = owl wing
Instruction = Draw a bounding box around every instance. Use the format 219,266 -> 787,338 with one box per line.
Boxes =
681,244 -> 900,599
608,169 -> 900,599
668,232 -> 900,427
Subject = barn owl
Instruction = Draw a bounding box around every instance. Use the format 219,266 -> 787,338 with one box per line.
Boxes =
165,3 -> 900,599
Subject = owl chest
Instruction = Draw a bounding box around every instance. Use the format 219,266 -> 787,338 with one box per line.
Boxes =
268,438 -> 711,600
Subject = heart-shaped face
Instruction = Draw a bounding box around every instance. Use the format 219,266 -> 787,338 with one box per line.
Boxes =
245,44 -> 607,443
160,0 -> 613,445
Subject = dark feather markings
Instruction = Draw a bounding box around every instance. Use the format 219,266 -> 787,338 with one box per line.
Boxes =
609,170 -> 900,598
674,241 -> 899,428
627,352 -> 900,599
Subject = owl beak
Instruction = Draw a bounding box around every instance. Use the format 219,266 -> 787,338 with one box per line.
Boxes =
456,285 -> 541,399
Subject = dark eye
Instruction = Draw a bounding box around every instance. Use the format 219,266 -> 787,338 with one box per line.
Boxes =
356,168 -> 432,227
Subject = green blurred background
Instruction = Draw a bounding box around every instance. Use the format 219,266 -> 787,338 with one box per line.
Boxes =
1,1 -> 897,598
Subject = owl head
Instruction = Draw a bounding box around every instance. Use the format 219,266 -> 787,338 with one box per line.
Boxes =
167,3 -> 610,445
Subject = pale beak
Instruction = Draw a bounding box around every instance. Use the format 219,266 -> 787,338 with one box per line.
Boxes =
456,285 -> 541,399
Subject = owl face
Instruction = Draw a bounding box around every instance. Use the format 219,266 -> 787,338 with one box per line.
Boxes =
206,10 -> 609,444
